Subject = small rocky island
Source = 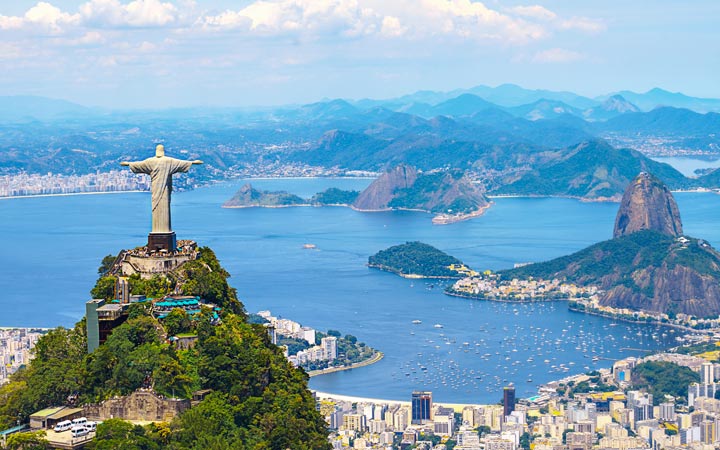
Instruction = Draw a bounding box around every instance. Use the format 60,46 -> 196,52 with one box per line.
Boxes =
223,165 -> 490,223
368,241 -> 475,278
500,172 -> 720,317
223,184 -> 360,208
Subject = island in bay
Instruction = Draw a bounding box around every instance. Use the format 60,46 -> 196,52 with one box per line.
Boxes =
368,241 -> 477,278
223,164 -> 491,223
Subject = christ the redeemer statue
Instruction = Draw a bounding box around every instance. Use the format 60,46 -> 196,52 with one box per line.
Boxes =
121,144 -> 202,251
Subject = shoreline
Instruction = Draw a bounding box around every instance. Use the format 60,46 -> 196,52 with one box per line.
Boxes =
0,190 -> 147,200
444,290 -> 570,303
312,390 -> 487,412
367,264 -> 461,280
432,203 -> 493,225
307,351 -> 384,377
568,305 -> 711,334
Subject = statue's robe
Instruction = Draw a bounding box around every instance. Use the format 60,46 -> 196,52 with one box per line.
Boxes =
128,156 -> 193,233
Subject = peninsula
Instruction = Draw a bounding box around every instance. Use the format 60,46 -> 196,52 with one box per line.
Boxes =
499,172 -> 720,318
353,165 -> 491,223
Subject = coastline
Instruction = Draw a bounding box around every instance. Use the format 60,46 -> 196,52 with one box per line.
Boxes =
568,304 -> 711,334
312,390 -> 487,412
307,351 -> 384,377
431,203 -> 493,225
0,190 -> 147,200
367,264 -> 461,280
444,290 -> 569,303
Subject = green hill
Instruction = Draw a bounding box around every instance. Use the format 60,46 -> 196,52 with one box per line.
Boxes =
310,188 -> 360,205
223,183 -> 307,208
369,241 -> 467,278
0,248 -> 331,449
492,140 -> 692,199
500,230 -> 720,318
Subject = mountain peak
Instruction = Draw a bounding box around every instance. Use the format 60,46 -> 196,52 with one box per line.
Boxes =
613,172 -> 683,238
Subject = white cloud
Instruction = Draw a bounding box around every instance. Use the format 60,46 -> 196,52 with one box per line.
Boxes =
381,16 -> 406,37
0,42 -> 25,60
560,16 -> 605,33
509,5 -> 556,21
0,2 -> 80,33
532,47 -> 585,63
200,0 -> 380,38
65,30 -> 106,45
199,0 -> 553,43
79,0 -> 179,27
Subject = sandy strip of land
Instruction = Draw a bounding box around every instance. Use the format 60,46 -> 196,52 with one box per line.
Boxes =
312,391 -> 490,412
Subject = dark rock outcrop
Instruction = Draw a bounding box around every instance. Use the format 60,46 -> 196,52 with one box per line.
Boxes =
613,172 -> 683,238
352,165 -> 418,210
352,165 -> 490,222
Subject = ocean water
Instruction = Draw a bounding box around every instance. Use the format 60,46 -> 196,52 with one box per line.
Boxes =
1,178 -> 719,403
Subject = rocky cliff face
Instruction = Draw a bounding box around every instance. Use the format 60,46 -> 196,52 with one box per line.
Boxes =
613,171 -> 683,238
352,165 -> 490,219
352,165 -> 418,210
600,239 -> 720,317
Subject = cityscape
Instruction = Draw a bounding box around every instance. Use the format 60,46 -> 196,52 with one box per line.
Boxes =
2,0 -> 720,449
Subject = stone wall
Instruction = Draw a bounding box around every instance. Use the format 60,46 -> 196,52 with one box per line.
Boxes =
121,253 -> 196,279
83,390 -> 190,422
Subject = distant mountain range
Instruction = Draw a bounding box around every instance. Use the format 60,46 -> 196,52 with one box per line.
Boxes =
2,83 -> 720,204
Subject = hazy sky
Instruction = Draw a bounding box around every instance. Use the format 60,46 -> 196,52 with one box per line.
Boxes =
1,0 -> 718,108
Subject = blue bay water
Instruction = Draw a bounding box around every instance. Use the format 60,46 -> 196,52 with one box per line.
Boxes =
1,178 -> 719,403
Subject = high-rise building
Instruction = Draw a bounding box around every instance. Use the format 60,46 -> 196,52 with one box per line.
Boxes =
411,391 -> 432,424
702,362 -> 715,384
321,336 -> 338,360
503,386 -> 516,418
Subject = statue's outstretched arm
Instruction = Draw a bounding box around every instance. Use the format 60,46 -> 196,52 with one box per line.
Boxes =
192,160 -> 203,165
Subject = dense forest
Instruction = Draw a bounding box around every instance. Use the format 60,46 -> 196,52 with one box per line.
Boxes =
368,241 -> 466,278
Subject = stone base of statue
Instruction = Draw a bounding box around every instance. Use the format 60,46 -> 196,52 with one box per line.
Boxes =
111,239 -> 199,279
148,232 -> 177,252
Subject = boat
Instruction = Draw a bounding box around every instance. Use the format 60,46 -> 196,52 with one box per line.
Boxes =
302,243 -> 317,249
412,320 -> 422,324
434,324 -> 443,328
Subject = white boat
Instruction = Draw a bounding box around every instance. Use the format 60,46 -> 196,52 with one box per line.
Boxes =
412,320 -> 422,324
434,324 -> 444,328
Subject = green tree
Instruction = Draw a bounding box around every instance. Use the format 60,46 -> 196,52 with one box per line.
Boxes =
163,309 -> 192,337
12,324 -> 86,419
519,432 -> 531,450
97,254 -> 117,275
4,430 -> 49,450
91,276 -> 117,301
87,419 -> 159,450
128,274 -> 172,299
632,361 -> 700,404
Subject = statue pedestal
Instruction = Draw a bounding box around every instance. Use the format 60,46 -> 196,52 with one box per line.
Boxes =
148,232 -> 177,252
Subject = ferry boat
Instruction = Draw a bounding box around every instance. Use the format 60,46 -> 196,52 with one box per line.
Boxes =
412,320 -> 422,324
434,324 -> 444,328
302,243 -> 317,249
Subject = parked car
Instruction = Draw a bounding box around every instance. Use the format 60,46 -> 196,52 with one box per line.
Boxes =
53,420 -> 72,432
71,426 -> 88,438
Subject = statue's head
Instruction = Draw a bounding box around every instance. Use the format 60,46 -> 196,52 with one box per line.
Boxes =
155,144 -> 165,157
